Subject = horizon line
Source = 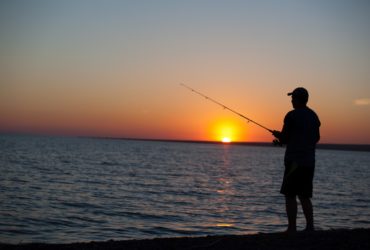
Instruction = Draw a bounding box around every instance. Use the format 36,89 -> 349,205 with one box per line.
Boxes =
1,132 -> 370,151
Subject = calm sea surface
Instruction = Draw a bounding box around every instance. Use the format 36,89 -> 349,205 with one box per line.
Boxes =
1,135 -> 369,244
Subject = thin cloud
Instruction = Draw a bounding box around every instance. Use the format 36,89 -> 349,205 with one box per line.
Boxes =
354,98 -> 370,106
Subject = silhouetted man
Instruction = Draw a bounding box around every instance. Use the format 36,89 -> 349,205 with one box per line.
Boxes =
273,87 -> 320,232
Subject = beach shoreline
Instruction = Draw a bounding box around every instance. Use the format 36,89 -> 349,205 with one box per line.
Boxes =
1,228 -> 369,250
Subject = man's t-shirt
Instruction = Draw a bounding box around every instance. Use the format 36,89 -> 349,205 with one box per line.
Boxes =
281,107 -> 321,166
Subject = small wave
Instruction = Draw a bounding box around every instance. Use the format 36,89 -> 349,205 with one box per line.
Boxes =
0,227 -> 36,236
100,161 -> 118,166
60,201 -> 102,210
66,215 -> 107,224
142,226 -> 195,235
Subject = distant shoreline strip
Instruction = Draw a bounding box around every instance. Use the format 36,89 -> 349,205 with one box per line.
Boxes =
92,137 -> 370,152
2,133 -> 369,152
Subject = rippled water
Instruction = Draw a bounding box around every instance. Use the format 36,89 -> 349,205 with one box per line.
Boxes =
1,135 -> 369,244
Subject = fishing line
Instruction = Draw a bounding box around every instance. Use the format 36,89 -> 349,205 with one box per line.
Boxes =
180,83 -> 273,133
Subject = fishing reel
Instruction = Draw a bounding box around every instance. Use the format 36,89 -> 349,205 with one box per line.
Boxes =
273,139 -> 283,147
271,130 -> 283,147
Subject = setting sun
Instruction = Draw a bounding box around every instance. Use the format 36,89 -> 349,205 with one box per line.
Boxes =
208,119 -> 245,143
221,137 -> 231,143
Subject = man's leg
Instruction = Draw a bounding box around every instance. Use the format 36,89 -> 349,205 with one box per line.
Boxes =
299,196 -> 314,231
285,195 -> 297,232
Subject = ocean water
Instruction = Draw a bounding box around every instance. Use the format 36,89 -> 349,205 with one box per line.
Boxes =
0,135 -> 369,244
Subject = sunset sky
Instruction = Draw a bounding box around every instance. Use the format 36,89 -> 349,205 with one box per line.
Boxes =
1,0 -> 369,144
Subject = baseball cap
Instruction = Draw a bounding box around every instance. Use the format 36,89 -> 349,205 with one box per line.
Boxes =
287,87 -> 309,102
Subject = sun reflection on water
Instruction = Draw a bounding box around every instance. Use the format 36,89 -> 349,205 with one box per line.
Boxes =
207,145 -> 238,229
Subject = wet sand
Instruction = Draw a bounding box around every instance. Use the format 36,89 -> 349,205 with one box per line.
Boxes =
1,228 -> 369,250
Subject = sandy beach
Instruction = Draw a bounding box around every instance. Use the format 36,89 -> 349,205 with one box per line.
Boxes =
1,228 -> 369,250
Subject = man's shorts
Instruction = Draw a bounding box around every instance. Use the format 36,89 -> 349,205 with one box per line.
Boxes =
280,161 -> 315,198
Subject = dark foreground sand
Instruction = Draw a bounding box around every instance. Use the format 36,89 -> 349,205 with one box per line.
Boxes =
1,228 -> 369,250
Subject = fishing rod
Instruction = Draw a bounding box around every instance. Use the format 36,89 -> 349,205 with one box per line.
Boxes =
180,83 -> 273,133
